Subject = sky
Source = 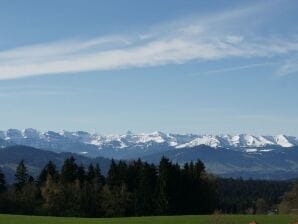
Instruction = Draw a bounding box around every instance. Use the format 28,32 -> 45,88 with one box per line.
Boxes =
0,0 -> 298,135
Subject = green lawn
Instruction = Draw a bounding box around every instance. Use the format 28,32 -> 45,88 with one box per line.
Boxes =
0,214 -> 297,224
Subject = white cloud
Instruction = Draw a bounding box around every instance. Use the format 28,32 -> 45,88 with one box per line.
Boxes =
277,59 -> 298,76
0,1 -> 297,80
201,62 -> 277,76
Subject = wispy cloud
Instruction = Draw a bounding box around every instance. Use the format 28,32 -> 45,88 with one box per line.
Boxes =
200,62 -> 277,76
0,84 -> 111,97
0,85 -> 74,97
0,1 -> 297,80
276,59 -> 298,76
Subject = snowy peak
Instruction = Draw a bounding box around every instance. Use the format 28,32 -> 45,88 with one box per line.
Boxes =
177,134 -> 297,149
176,135 -> 221,149
274,135 -> 295,147
0,129 -> 297,153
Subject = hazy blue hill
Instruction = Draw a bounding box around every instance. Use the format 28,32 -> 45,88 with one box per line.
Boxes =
1,145 -> 298,182
0,145 -> 111,183
142,145 -> 298,180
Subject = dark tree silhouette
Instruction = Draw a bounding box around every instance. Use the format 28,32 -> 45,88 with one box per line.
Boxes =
14,160 -> 29,191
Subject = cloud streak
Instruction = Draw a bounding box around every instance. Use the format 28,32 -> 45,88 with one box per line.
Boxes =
277,59 -> 298,76
201,62 -> 277,76
0,1 -> 297,80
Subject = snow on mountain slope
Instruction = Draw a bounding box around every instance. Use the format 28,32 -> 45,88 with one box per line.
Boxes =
176,135 -> 221,148
0,129 -> 297,155
274,135 -> 295,147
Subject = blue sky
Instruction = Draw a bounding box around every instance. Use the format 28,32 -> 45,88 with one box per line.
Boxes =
0,0 -> 298,135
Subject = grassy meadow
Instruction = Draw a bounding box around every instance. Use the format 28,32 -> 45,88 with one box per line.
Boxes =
0,214 -> 298,224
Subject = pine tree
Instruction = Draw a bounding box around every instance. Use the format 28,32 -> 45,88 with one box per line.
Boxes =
135,162 -> 157,215
101,184 -> 132,217
87,164 -> 95,183
41,175 -> 66,216
77,163 -> 86,185
107,159 -> 122,188
194,160 -> 205,179
156,157 -> 172,214
94,163 -> 105,186
38,161 -> 58,185
15,160 -> 29,190
15,181 -> 40,214
79,180 -> 98,217
60,156 -> 78,184
0,168 -> 6,192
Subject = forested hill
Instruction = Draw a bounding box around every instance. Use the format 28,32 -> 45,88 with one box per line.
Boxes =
0,153 -> 296,217
1,145 -> 298,181
1,129 -> 298,180
0,145 -> 111,183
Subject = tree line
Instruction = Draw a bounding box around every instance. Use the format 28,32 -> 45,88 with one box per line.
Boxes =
217,178 -> 294,214
0,157 -> 296,217
0,157 -> 216,217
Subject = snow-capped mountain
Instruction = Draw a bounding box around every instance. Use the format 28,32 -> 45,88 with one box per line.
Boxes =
1,129 -> 298,179
0,129 -> 297,158
176,134 -> 298,149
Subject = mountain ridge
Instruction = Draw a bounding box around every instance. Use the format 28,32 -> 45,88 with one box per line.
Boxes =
1,129 -> 297,156
1,145 -> 298,182
1,128 -> 298,180
0,145 -> 112,183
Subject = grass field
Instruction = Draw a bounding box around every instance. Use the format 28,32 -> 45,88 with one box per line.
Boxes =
0,214 -> 298,224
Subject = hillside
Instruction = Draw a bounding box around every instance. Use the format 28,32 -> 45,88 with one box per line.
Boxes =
0,145 -> 111,183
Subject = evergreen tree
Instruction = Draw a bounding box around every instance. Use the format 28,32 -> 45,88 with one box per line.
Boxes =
79,181 -> 98,217
4,156 -> 288,217
60,156 -> 78,184
107,160 -> 127,188
156,157 -> 172,214
279,183 -> 298,214
101,185 -> 132,217
38,161 -> 58,185
87,164 -> 95,183
41,175 -> 66,216
126,159 -> 142,192
14,160 -> 29,190
135,162 -> 157,215
194,160 -> 205,179
77,164 -> 86,185
15,182 -> 40,214
94,163 -> 105,186
0,168 -> 6,192
63,180 -> 82,216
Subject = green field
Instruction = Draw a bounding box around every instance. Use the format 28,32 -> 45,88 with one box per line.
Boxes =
0,214 -> 298,224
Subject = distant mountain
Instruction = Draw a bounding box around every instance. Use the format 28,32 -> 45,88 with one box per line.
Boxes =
1,129 -> 298,180
142,145 -> 298,180
0,129 -> 297,159
0,145 -> 111,183
1,145 -> 298,181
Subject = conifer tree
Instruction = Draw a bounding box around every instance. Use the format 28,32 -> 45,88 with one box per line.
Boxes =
107,159 -> 120,187
135,162 -> 157,215
156,157 -> 172,214
0,168 -> 6,192
87,164 -> 95,183
94,163 -> 105,186
77,163 -> 86,185
38,161 -> 58,185
42,175 -> 66,216
15,160 -> 29,190
60,156 -> 78,184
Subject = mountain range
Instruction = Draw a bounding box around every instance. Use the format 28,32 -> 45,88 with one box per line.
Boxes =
0,145 -> 111,183
1,129 -> 297,156
0,128 -> 298,180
